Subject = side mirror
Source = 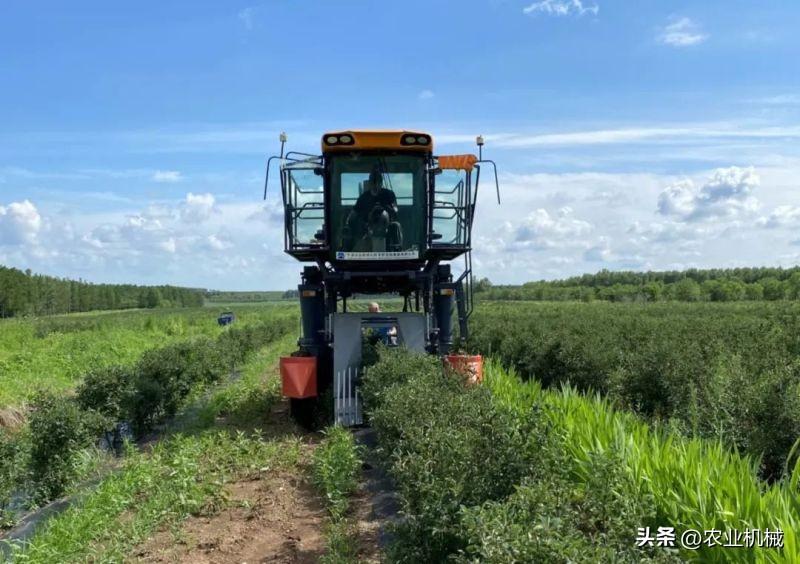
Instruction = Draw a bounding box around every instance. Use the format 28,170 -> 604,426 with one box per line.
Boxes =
430,167 -> 443,176
314,167 -> 325,176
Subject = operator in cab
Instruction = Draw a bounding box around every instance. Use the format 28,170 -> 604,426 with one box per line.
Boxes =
355,170 -> 398,223
343,169 -> 403,252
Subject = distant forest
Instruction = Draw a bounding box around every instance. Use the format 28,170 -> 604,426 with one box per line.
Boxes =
476,266 -> 800,303
205,290 -> 289,303
0,265 -> 204,318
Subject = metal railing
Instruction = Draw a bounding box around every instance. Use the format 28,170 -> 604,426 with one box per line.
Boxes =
335,366 -> 363,426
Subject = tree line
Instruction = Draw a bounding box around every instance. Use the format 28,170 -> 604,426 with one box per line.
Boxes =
205,290 -> 288,302
0,265 -> 205,318
475,266 -> 800,302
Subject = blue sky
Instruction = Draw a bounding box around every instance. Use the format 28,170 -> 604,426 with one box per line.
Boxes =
1,1 -> 799,289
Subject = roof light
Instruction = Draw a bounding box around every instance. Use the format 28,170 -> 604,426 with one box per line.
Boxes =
404,135 -> 417,144
326,135 -> 339,144
417,136 -> 429,144
339,134 -> 352,143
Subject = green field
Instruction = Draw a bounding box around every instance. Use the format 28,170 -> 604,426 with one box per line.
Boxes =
0,304 -> 297,409
470,300 -> 800,479
3,299 -> 800,562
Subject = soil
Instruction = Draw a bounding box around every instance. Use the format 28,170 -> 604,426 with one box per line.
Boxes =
130,469 -> 327,563
350,479 -> 384,563
129,400 -> 386,563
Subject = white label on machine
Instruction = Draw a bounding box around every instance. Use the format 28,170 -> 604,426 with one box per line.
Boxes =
336,251 -> 419,260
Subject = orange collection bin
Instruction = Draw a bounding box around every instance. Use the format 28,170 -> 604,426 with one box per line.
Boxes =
445,354 -> 484,385
280,356 -> 317,398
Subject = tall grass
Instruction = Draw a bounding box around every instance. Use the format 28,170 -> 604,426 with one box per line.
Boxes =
484,359 -> 800,563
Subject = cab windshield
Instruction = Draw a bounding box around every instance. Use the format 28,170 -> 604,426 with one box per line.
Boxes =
329,153 -> 425,259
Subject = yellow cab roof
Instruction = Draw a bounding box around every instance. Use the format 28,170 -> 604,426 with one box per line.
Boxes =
321,129 -> 434,153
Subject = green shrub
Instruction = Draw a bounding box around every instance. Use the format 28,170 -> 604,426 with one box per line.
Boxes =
360,347 -> 439,417
0,311 -> 297,514
127,376 -> 166,437
734,362 -> 800,478
366,350 -> 541,562
27,391 -> 97,502
126,321 -> 295,436
128,337 -> 226,435
76,365 -> 134,447
76,365 -> 133,420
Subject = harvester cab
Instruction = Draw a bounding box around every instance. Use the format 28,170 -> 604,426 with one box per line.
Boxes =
264,130 -> 499,427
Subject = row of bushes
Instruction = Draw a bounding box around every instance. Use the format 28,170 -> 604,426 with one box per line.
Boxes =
363,348 -> 798,562
477,266 -> 800,303
363,349 -> 680,562
0,318 -> 294,521
469,301 -> 800,480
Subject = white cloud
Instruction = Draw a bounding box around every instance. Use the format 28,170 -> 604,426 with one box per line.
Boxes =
523,0 -> 598,17
0,191 -> 302,290
758,205 -> 800,229
158,237 -> 177,254
418,89 -> 435,100
463,165 -> 800,283
248,201 -> 283,225
658,17 -> 708,47
583,237 -> 612,262
656,179 -> 696,217
0,200 -> 42,245
206,234 -> 232,251
505,206 -> 592,250
487,124 -> 800,150
152,170 -> 183,183
657,166 -> 760,222
82,211 -> 170,253
753,94 -> 800,106
238,7 -> 255,30
182,192 -> 216,223
627,220 -> 708,247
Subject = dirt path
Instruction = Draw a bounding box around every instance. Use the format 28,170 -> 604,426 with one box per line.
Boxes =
350,473 -> 386,564
130,401 -> 385,563
132,466 -> 327,563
